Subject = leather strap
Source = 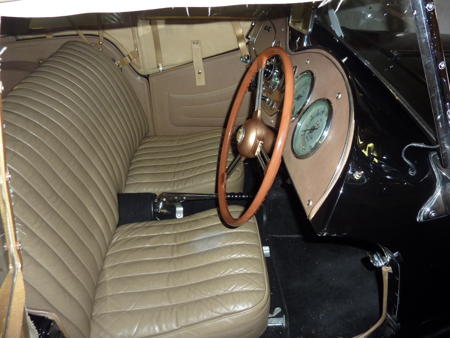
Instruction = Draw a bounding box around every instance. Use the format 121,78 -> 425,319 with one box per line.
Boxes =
115,16 -> 141,68
151,20 -> 164,72
96,14 -> 104,50
353,266 -> 392,338
0,271 -> 26,338
0,93 -> 27,337
191,40 -> 206,86
231,21 -> 249,59
130,22 -> 141,68
68,17 -> 89,44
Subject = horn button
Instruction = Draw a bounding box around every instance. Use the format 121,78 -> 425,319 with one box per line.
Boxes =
236,119 -> 275,158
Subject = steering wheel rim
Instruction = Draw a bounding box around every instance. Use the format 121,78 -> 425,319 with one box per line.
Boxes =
217,47 -> 294,226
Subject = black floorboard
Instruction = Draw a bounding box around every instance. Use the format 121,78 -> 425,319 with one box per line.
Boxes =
262,256 -> 290,338
270,236 -> 380,338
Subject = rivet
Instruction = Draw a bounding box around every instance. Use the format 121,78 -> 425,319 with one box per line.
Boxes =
439,61 -> 446,70
336,92 -> 342,100
306,59 -> 310,64
307,200 -> 313,206
426,2 -> 435,11
197,70 -> 202,74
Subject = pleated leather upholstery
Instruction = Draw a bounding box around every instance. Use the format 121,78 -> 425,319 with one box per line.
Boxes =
91,206 -> 269,338
4,40 -> 266,338
124,129 -> 244,194
4,41 -> 147,337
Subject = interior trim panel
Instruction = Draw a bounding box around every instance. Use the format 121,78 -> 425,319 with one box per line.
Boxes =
282,48 -> 355,219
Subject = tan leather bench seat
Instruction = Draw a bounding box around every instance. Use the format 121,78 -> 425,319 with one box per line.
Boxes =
4,41 -> 267,337
91,207 -> 269,338
124,129 -> 244,194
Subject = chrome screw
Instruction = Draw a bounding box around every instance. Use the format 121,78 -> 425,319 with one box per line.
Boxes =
426,2 -> 435,11
353,170 -> 364,180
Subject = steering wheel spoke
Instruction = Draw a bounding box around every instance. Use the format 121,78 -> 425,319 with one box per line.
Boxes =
256,152 -> 267,172
261,148 -> 271,165
226,154 -> 243,177
253,68 -> 265,119
256,143 -> 271,173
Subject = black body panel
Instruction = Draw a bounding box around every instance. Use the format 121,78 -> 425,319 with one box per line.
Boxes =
297,25 -> 441,245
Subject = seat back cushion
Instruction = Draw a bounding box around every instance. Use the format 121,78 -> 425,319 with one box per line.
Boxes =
4,41 -> 147,338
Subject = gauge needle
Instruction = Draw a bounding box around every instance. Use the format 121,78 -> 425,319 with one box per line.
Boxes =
301,126 -> 318,135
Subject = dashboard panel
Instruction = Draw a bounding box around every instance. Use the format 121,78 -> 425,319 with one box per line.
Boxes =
261,48 -> 354,219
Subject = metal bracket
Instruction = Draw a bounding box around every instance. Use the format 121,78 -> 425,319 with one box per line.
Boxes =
417,151 -> 450,221
240,55 -> 251,64
267,307 -> 286,328
191,40 -> 205,86
175,203 -> 183,219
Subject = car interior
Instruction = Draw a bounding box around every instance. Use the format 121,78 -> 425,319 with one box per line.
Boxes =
2,1 -> 450,337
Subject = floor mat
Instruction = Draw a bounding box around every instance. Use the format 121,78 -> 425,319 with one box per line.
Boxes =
270,236 -> 380,338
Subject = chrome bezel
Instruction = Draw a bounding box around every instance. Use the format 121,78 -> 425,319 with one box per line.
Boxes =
264,56 -> 277,80
292,99 -> 333,159
236,125 -> 246,144
291,70 -> 315,121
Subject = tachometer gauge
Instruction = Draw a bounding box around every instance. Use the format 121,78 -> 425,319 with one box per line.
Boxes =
292,99 -> 332,158
292,71 -> 314,120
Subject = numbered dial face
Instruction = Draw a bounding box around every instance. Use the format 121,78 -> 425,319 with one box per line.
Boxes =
292,71 -> 314,119
292,99 -> 332,158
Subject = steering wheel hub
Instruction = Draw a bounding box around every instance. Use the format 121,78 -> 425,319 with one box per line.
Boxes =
237,119 -> 275,158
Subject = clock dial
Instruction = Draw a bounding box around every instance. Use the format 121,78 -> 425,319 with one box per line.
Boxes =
292,99 -> 332,158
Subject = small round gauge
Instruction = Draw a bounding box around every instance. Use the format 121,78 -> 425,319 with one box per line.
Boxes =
264,56 -> 283,91
292,71 -> 314,120
292,99 -> 332,158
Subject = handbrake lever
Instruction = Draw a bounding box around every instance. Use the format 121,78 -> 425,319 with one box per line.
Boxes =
154,192 -> 252,220
156,192 -> 252,203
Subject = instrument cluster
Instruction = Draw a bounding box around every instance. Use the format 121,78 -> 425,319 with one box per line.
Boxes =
262,56 -> 333,159
261,49 -> 354,220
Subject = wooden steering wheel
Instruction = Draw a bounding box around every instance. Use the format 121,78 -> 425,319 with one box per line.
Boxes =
218,47 -> 294,226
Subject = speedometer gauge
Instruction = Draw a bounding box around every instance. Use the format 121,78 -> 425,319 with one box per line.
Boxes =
292,99 -> 332,158
292,71 -> 314,119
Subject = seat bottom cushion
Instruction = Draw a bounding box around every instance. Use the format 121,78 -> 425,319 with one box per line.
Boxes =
90,206 -> 269,338
123,129 -> 244,194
